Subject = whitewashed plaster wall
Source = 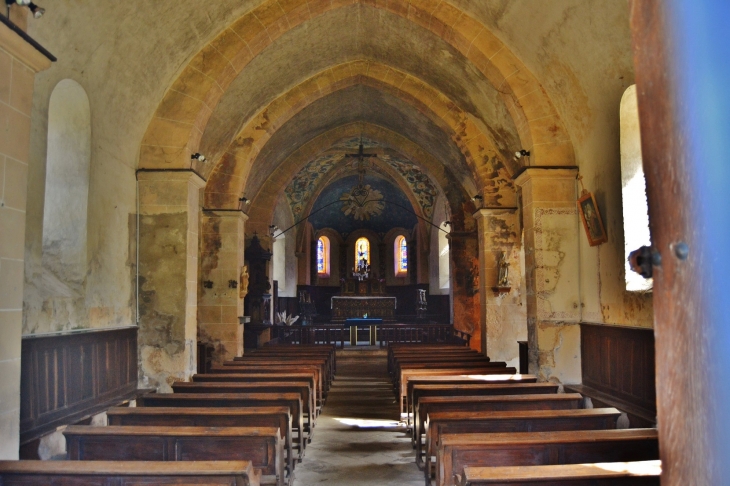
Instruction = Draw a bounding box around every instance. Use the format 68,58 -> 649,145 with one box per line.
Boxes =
451,0 -> 653,329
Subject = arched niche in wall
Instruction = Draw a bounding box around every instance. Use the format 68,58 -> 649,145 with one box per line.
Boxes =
42,79 -> 91,285
620,85 -> 652,292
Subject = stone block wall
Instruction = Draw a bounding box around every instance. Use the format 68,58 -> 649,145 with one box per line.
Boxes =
0,20 -> 51,459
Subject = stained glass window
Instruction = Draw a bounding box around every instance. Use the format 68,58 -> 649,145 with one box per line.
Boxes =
355,237 -> 370,267
317,236 -> 330,276
395,235 -> 408,276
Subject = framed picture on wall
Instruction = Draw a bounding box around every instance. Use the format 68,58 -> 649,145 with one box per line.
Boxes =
577,191 -> 608,246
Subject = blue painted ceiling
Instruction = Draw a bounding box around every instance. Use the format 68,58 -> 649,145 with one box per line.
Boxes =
308,174 -> 417,237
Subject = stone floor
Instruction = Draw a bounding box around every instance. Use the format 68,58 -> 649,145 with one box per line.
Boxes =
293,348 -> 425,485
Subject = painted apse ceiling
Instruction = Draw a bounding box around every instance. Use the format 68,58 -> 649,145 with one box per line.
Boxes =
284,137 -> 440,224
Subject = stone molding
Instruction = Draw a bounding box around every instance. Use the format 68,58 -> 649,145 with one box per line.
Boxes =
513,167 -> 579,187
0,20 -> 52,73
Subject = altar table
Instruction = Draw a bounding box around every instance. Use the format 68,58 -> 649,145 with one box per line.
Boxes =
344,318 -> 383,346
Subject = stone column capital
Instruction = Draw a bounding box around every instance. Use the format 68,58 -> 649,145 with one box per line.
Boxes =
472,207 -> 519,221
203,209 -> 249,223
513,166 -> 579,187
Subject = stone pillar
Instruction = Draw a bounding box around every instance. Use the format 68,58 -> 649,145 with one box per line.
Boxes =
198,210 -> 247,363
448,232 -> 481,351
514,168 -> 581,384
137,170 -> 204,392
473,208 -> 523,365
0,22 -> 52,459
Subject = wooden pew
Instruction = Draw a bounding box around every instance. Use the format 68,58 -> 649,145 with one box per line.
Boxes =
194,372 -> 322,410
228,358 -> 332,387
388,345 -> 473,371
137,393 -> 305,461
0,460 -> 262,485
412,393 -> 583,465
212,365 -> 325,399
107,406 -> 294,476
393,357 -> 504,384
403,373 -> 530,418
436,428 -> 659,486
398,367 -> 519,413
458,461 -> 661,485
424,408 -> 622,475
172,381 -> 315,437
249,345 -> 336,374
64,425 -> 285,486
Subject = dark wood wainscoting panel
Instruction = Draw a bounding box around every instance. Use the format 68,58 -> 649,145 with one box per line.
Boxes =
580,323 -> 656,413
20,327 -> 138,444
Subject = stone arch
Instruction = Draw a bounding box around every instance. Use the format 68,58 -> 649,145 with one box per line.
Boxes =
244,123 -> 469,237
139,0 -> 573,172
43,79 -> 92,286
203,61 -> 513,210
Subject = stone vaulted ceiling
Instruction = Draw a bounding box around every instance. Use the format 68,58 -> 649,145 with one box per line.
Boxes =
29,1 -> 636,237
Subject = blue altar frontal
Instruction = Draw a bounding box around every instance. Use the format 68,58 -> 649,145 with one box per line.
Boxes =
344,318 -> 382,345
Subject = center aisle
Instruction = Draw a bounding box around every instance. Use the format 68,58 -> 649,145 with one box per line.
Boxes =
293,348 -> 425,485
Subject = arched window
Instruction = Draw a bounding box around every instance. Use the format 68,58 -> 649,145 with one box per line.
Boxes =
317,236 -> 330,276
273,234 -> 286,283
394,235 -> 408,277
42,79 -> 91,283
620,85 -> 652,291
355,237 -> 370,267
438,225 -> 450,289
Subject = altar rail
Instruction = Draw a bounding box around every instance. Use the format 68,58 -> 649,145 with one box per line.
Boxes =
270,324 -> 469,348
378,324 -> 471,347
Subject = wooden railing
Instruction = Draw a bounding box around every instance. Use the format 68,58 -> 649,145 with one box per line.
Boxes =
272,324 -> 348,347
378,324 -> 470,347
270,323 -> 470,348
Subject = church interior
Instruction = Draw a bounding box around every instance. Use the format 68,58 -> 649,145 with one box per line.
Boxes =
0,0 -> 728,484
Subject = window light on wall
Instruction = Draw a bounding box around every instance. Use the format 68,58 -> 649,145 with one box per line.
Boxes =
317,236 -> 330,276
620,85 -> 653,292
394,235 -> 408,277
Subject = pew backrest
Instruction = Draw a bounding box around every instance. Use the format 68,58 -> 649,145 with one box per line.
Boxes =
0,460 -> 262,486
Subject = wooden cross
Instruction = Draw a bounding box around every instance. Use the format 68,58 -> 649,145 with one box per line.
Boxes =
345,142 -> 377,183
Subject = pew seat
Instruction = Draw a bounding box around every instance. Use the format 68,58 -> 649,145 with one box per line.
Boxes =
107,406 -> 294,475
137,392 -> 305,460
0,460 -> 261,485
172,381 -> 315,435
64,425 -> 285,486
409,382 -> 557,425
424,408 -> 622,474
413,393 -> 582,452
459,460 -> 661,485
436,428 -> 659,486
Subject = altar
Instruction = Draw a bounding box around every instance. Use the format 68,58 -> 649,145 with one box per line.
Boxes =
331,296 -> 397,321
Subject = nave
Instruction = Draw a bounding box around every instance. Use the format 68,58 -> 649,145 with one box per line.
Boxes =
293,348 -> 423,485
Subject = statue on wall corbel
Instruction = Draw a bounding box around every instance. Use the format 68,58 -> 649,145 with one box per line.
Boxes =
492,251 -> 511,294
239,264 -> 250,299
